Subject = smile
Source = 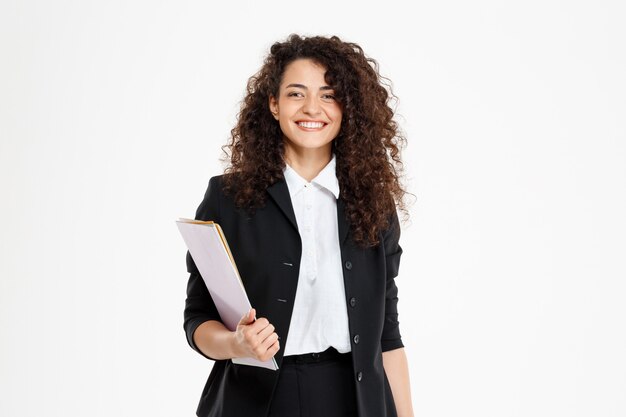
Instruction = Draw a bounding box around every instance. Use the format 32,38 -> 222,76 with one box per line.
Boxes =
296,121 -> 326,129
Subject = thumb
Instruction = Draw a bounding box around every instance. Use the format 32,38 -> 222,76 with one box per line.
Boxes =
239,308 -> 255,325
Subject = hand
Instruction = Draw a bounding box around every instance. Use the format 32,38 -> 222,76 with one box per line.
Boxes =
233,308 -> 280,362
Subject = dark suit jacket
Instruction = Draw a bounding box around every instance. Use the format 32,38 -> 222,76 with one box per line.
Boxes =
184,174 -> 404,417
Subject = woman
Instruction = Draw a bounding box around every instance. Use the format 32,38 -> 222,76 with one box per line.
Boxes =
184,34 -> 414,417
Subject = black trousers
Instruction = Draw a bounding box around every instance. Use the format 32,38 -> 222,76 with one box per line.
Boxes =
267,347 -> 358,417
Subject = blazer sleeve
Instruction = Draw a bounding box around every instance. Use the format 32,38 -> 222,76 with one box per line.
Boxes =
380,209 -> 405,352
183,176 -> 224,360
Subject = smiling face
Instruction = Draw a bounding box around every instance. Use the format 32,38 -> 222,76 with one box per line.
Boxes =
269,58 -> 343,161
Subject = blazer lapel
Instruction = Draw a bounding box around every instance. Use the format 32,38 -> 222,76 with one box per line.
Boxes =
266,178 -> 299,232
337,196 -> 350,245
267,177 -> 350,244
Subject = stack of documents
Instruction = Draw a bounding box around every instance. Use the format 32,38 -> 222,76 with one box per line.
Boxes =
176,218 -> 278,370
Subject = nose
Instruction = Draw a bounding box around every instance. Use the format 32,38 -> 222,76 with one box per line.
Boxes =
302,94 -> 321,115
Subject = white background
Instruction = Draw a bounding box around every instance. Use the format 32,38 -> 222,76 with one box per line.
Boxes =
1,1 -> 625,416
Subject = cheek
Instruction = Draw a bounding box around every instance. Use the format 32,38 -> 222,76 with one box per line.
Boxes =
330,116 -> 342,137
278,119 -> 293,135
332,111 -> 343,126
330,105 -> 343,121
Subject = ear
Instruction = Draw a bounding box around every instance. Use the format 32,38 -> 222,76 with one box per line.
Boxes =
268,96 -> 279,120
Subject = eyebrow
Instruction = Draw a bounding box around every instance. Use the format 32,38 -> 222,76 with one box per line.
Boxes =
285,83 -> 334,91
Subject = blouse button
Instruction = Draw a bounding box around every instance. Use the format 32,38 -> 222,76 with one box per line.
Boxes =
345,261 -> 353,270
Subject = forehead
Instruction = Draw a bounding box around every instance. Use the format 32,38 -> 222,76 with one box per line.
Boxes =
280,58 -> 328,86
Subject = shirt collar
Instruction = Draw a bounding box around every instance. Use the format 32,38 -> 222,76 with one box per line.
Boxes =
283,153 -> 340,199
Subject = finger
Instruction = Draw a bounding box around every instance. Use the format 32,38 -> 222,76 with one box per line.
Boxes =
243,320 -> 268,344
260,331 -> 279,349
258,338 -> 280,361
238,308 -> 255,325
265,340 -> 280,359
256,322 -> 275,341
248,317 -> 270,333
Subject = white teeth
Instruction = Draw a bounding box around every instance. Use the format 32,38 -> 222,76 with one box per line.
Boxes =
297,121 -> 325,129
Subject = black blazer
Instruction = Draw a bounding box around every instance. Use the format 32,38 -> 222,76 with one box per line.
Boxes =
184,174 -> 404,417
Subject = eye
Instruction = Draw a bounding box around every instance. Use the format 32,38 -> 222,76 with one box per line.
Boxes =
287,91 -> 304,98
321,93 -> 336,101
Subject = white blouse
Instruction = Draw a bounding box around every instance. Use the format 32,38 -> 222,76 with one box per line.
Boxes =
282,153 -> 352,356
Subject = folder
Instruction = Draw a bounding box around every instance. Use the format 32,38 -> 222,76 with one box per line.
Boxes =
176,218 -> 279,370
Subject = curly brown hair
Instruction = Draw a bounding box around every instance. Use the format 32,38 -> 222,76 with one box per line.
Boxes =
221,34 -> 408,248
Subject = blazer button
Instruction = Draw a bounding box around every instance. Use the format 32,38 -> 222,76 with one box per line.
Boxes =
345,261 -> 353,270
349,297 -> 356,307
353,334 -> 360,344
356,371 -> 363,382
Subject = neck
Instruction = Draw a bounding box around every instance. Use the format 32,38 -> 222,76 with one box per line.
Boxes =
283,145 -> 332,182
